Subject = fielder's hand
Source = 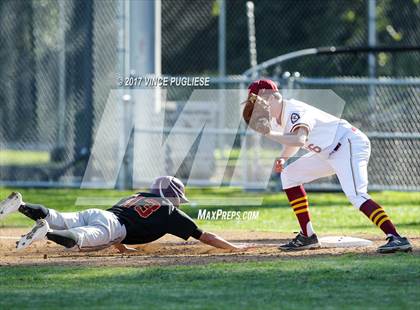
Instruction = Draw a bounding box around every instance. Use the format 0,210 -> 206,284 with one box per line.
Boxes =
274,158 -> 286,173
242,93 -> 272,135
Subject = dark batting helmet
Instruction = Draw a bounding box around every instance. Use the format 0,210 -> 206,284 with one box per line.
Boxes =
150,176 -> 189,206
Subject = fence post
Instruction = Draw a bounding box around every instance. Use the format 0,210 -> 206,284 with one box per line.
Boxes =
56,0 -> 66,154
218,0 -> 227,152
218,0 -> 226,78
73,0 -> 94,173
368,0 -> 377,121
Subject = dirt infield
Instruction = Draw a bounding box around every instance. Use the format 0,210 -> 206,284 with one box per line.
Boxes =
0,228 -> 418,267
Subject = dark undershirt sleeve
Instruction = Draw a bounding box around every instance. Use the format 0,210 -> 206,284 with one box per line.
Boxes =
167,208 -> 203,240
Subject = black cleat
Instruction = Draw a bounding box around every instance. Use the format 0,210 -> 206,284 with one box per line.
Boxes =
377,235 -> 412,253
279,232 -> 320,251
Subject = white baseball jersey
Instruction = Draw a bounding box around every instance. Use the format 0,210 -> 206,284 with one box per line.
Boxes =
271,98 -> 354,157
274,98 -> 372,209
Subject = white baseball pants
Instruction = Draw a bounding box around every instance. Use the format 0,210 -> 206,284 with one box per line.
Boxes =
46,208 -> 126,250
281,130 -> 371,209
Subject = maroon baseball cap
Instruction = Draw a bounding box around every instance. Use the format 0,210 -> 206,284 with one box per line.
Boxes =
248,79 -> 278,96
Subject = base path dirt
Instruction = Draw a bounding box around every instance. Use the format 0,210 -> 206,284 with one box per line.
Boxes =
0,229 -> 418,267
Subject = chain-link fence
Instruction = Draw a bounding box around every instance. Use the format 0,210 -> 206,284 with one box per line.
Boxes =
0,0 -> 118,185
162,0 -> 420,76
0,0 -> 419,191
291,77 -> 420,191
131,75 -> 419,191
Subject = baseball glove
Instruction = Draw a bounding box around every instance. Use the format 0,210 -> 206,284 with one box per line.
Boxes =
242,93 -> 271,135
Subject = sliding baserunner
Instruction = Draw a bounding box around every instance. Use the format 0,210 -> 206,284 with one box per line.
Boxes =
0,176 -> 244,252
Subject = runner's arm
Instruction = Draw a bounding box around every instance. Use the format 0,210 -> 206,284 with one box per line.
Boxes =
198,231 -> 239,250
169,209 -> 248,251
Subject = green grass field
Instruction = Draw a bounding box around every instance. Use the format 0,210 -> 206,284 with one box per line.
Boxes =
1,187 -> 419,236
0,188 -> 419,309
0,150 -> 50,166
1,255 -> 419,310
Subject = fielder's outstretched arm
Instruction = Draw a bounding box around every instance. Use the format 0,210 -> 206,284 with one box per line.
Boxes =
279,145 -> 301,160
274,145 -> 301,173
198,231 -> 240,250
265,127 -> 308,147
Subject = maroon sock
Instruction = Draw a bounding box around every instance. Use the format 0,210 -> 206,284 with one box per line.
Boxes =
360,199 -> 399,237
284,185 -> 314,237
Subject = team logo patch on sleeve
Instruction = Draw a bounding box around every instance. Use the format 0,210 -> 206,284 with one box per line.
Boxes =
291,113 -> 300,124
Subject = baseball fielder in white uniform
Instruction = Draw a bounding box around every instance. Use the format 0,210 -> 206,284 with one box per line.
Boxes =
244,79 -> 412,253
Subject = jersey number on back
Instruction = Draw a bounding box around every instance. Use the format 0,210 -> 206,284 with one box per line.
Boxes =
123,196 -> 161,218
134,198 -> 161,218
